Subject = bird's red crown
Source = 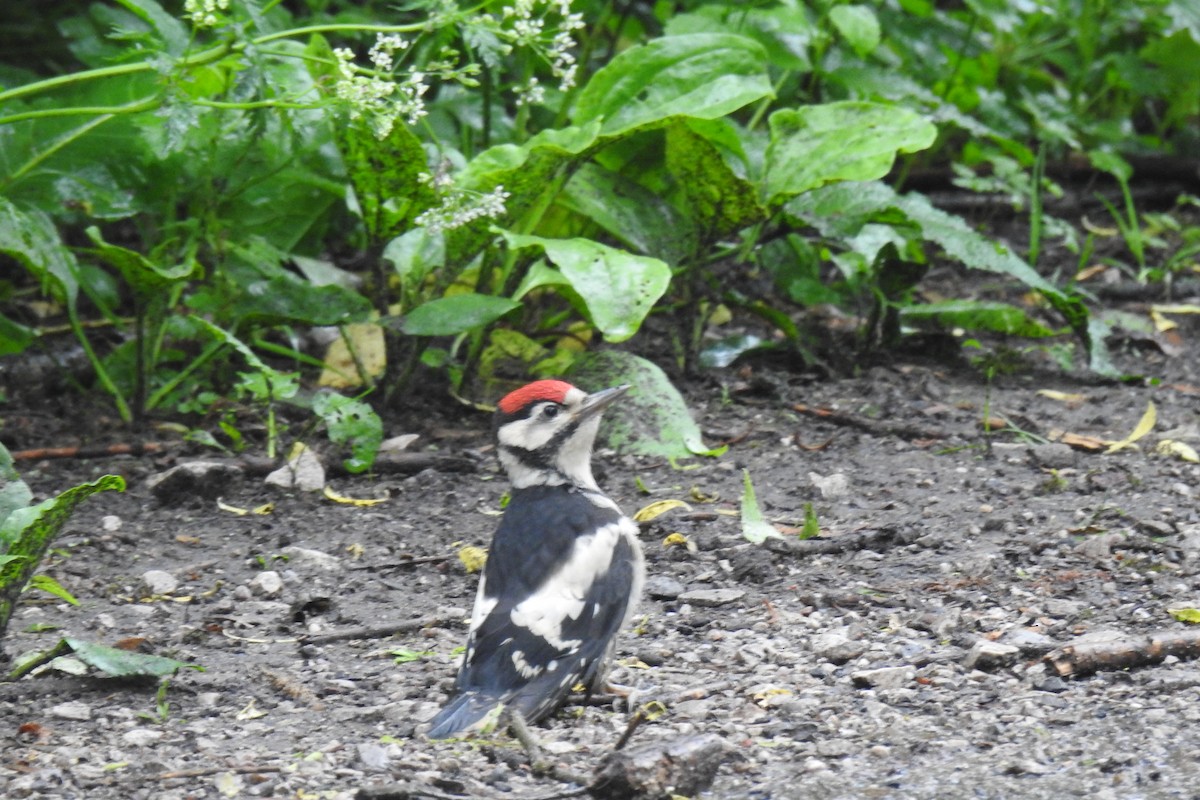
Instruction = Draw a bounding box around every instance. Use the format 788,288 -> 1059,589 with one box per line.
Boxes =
498,380 -> 575,415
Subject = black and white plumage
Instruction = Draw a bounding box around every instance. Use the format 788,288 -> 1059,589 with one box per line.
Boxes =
426,380 -> 644,739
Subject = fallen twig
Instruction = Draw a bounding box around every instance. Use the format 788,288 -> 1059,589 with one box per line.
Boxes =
793,403 -> 951,442
509,711 -> 591,788
159,764 -> 282,780
612,708 -> 647,752
237,452 -> 477,477
300,613 -> 461,646
356,783 -> 473,800
11,442 -> 171,461
1045,629 -> 1200,677
765,524 -> 917,556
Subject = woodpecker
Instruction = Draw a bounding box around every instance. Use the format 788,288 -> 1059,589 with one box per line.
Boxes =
426,379 -> 644,739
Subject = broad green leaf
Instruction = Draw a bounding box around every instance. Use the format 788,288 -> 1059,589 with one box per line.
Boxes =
384,227 -> 446,293
85,226 -> 195,299
665,5 -> 816,71
740,470 -> 783,543
764,102 -> 937,203
573,34 -> 773,136
567,350 -> 726,459
1170,608 -> 1200,624
560,163 -> 697,263
501,233 -> 670,342
312,392 -> 383,473
0,467 -> 124,640
113,0 -> 188,55
902,301 -> 1060,338
0,197 -> 80,304
0,314 -> 37,357
65,637 -> 200,678
401,293 -> 521,336
665,121 -> 767,239
829,5 -> 881,56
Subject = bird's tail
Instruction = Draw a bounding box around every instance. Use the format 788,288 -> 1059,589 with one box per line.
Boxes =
425,691 -> 506,740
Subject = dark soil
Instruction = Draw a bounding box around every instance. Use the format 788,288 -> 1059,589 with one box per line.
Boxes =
2,302 -> 1199,799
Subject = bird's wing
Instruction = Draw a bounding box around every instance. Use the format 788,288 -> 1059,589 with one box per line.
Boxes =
456,486 -> 638,722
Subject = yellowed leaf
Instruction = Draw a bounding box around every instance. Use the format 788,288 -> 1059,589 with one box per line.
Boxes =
1075,263 -> 1110,281
1150,308 -> 1177,333
319,322 -> 387,389
634,499 -> 692,522
1081,217 -> 1118,237
1054,431 -> 1111,451
689,486 -> 719,503
662,532 -> 689,548
1155,439 -> 1200,463
322,486 -> 387,506
217,499 -> 249,516
707,303 -> 733,326
458,545 -> 488,573
345,543 -> 366,559
235,699 -> 268,721
1152,303 -> 1200,315
1037,389 -> 1086,404
252,502 -> 274,515
638,700 -> 668,721
1105,401 -> 1157,454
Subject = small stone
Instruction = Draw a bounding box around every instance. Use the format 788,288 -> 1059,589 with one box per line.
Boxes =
141,569 -> 179,596
1034,675 -> 1069,693
964,640 -> 1020,671
357,742 -> 391,771
122,729 -> 163,747
808,472 -> 850,499
101,515 -> 123,532
146,461 -> 241,503
677,589 -> 745,607
264,447 -> 325,492
280,546 -> 343,574
811,630 -> 867,664
644,575 -> 685,600
249,570 -> 284,598
1028,443 -> 1076,470
49,701 -> 91,721
850,666 -> 915,690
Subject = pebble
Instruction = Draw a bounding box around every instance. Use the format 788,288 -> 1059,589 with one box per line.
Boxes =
101,515 -> 122,532
140,570 -> 178,596
280,546 -> 343,574
811,629 -> 868,664
851,666 -> 915,690
644,575 -> 685,600
964,640 -> 1020,671
249,570 -> 284,597
145,460 -> 241,502
265,447 -> 326,492
678,589 -> 745,607
121,729 -> 163,747
49,701 -> 91,721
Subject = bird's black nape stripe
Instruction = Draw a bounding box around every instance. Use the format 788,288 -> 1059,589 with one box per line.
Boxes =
502,417 -> 584,472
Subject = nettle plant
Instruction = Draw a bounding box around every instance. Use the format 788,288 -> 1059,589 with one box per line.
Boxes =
2,0 -> 1150,450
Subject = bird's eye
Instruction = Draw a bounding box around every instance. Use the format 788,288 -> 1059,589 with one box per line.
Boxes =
542,404 -> 560,419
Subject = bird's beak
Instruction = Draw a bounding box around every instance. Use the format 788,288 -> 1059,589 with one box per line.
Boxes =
576,384 -> 630,422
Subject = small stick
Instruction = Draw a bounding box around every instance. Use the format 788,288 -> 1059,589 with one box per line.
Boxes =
765,524 -> 915,556
508,711 -> 591,787
612,708 -> 646,752
159,765 -> 281,780
1046,629 -> 1200,677
12,442 -> 170,461
300,613 -> 461,646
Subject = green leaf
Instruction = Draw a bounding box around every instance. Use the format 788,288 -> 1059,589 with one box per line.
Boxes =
740,470 -> 783,543
401,293 -> 521,336
666,4 -> 816,72
567,350 -> 726,459
800,503 -> 821,540
85,226 -> 195,299
0,466 -> 124,640
560,163 -> 697,263
573,34 -> 773,136
829,5 -> 882,56
112,0 -> 188,55
764,102 -> 937,203
58,637 -> 199,679
0,197 -> 80,305
501,232 -> 671,342
384,227 -> 446,293
665,120 -> 767,239
902,301 -> 1060,338
312,392 -> 383,474
26,574 -> 79,605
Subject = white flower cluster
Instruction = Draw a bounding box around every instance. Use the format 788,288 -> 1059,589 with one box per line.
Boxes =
499,0 -> 586,96
184,0 -> 230,27
414,179 -> 511,234
332,35 -> 427,139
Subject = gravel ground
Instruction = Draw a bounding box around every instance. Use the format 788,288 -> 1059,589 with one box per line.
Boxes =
2,325 -> 1199,799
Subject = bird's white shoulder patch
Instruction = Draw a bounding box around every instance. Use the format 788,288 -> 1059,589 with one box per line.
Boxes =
508,521 -> 625,651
